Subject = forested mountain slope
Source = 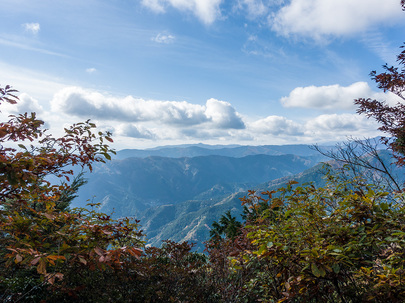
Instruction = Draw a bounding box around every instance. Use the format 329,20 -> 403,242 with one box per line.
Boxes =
74,153 -> 324,216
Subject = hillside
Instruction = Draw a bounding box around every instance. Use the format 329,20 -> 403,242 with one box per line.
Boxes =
74,153 -> 324,216
139,162 -> 328,251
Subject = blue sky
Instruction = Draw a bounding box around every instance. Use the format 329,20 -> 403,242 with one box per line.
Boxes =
1,0 -> 405,149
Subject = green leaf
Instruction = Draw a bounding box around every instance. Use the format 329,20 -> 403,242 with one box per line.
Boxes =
103,153 -> 111,160
380,202 -> 389,211
319,266 -> 326,277
332,263 -> 340,274
311,263 -> 321,277
258,244 -> 267,256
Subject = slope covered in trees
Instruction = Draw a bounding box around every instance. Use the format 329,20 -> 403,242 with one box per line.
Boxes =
74,153 -> 323,213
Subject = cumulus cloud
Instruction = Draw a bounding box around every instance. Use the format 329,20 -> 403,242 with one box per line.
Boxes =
152,33 -> 175,44
270,0 -> 403,40
205,98 -> 245,129
141,0 -> 222,24
280,82 -> 403,111
51,87 -> 245,130
22,23 -> 40,35
249,115 -> 303,136
2,93 -> 43,115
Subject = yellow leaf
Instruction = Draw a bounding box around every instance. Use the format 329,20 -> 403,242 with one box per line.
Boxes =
37,259 -> 47,275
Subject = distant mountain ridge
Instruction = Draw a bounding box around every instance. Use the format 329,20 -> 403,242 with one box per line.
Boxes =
75,153 -> 324,215
115,143 -> 332,159
72,143 -> 336,251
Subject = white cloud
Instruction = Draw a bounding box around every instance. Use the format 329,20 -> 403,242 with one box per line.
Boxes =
22,23 -> 40,35
51,87 -> 245,129
280,82 -> 404,111
142,0 -> 222,24
247,113 -> 381,143
305,113 -> 379,137
141,0 -> 165,13
234,0 -> 269,18
1,93 -> 43,115
249,115 -> 303,136
205,98 -> 245,129
152,33 -> 175,44
46,86 -> 388,145
270,0 -> 403,40
86,68 -> 97,74
241,112 -> 382,145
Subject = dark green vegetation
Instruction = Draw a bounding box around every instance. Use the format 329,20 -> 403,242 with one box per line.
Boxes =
3,6 -> 405,300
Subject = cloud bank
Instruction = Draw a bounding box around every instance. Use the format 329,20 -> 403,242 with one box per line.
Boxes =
41,83 -> 386,146
51,87 -> 245,130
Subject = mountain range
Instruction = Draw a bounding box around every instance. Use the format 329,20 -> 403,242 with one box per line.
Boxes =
73,143 -> 334,251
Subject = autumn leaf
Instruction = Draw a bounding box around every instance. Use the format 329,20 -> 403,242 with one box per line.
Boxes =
37,258 -> 47,275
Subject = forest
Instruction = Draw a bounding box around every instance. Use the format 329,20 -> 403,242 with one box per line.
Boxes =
2,4 -> 405,302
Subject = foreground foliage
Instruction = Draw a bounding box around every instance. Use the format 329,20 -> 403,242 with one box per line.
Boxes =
0,86 -> 145,302
237,176 -> 405,302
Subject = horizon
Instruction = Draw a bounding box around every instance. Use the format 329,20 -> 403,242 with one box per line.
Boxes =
1,0 -> 404,149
